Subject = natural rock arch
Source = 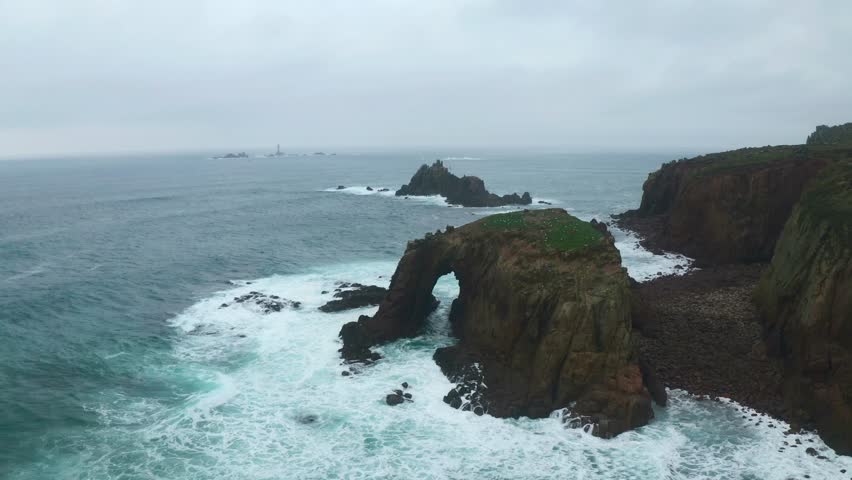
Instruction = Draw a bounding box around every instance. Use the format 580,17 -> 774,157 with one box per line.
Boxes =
340,209 -> 659,437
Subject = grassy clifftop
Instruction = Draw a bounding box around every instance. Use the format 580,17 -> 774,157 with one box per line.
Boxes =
481,209 -> 604,252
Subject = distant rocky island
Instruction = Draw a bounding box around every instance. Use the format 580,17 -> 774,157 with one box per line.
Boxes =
214,152 -> 248,159
396,160 -> 532,207
336,123 -> 851,454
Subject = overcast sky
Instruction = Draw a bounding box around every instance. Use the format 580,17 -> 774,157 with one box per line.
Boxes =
1,0 -> 850,155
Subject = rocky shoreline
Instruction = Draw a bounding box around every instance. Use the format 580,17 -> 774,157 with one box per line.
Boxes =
331,123 -> 851,452
632,264 -> 789,421
617,123 -> 852,453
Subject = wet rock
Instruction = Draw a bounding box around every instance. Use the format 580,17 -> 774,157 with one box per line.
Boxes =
336,185 -> 345,190
366,186 -> 374,191
378,188 -> 390,192
537,200 -> 552,205
319,283 -> 388,313
385,388 -> 413,406
805,447 -> 818,456
229,291 -> 301,313
341,371 -> 351,376
401,382 -> 409,389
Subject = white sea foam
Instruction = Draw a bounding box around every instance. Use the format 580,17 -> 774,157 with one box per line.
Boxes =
4,263 -> 49,282
614,228 -> 692,281
67,261 -> 851,480
323,186 -> 450,206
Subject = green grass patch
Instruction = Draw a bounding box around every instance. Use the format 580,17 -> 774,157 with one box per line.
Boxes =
481,210 -> 604,252
693,145 -> 804,177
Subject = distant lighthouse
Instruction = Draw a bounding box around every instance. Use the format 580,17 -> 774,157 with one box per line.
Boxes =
277,144 -> 281,155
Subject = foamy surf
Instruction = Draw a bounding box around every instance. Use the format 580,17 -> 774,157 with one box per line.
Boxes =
323,186 -> 450,206
61,261 -> 849,479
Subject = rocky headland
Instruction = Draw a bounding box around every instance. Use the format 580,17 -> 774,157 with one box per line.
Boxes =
396,160 -> 532,207
618,123 -> 852,453
613,144 -> 847,265
340,209 -> 660,438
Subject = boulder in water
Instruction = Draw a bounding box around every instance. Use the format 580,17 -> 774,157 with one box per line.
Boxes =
319,283 -> 388,312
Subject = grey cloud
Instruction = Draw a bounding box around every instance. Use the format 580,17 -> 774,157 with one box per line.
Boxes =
1,0 -> 850,155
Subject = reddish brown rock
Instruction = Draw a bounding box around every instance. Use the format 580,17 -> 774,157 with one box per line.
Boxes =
614,145 -> 850,264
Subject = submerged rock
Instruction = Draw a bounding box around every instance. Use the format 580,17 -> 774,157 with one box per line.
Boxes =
395,160 -> 532,207
319,283 -> 388,312
340,208 -> 657,437
223,291 -> 301,314
296,414 -> 319,424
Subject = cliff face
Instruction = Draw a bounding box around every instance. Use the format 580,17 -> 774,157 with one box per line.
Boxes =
396,160 -> 532,207
340,209 -> 656,437
617,145 -> 848,264
755,160 -> 852,454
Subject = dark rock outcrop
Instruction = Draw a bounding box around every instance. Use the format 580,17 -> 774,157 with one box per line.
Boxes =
385,383 -> 413,406
221,291 -> 301,313
755,159 -> 852,454
614,145 -> 850,264
807,122 -> 852,146
396,160 -> 532,207
319,283 -> 388,312
339,209 -> 657,438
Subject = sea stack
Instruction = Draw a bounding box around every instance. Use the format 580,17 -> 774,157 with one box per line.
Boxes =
396,160 -> 532,207
339,209 -> 658,438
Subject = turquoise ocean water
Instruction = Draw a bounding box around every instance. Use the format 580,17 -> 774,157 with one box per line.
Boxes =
1,151 -> 849,479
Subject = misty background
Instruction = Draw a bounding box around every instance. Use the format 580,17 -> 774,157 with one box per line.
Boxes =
1,0 -> 851,157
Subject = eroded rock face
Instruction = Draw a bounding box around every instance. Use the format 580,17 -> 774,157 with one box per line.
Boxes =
615,145 -> 848,264
755,159 -> 852,454
396,160 -> 532,207
339,209 -> 656,437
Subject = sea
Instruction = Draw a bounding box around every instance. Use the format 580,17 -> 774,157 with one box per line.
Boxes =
1,150 -> 849,479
